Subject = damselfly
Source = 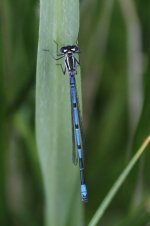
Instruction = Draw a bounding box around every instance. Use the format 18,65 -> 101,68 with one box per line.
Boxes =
44,43 -> 88,202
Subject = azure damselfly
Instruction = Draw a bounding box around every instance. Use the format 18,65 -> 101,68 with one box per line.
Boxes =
44,42 -> 88,202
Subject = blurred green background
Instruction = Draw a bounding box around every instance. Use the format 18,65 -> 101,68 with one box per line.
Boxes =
0,0 -> 150,225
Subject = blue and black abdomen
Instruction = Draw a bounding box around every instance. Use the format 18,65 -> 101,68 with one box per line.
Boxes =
70,76 -> 88,202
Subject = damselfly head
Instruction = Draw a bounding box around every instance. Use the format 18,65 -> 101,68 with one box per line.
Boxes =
60,45 -> 80,54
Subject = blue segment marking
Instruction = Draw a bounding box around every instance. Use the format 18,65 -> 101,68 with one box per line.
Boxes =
73,107 -> 78,126
75,128 -> 81,146
81,184 -> 88,202
78,148 -> 82,159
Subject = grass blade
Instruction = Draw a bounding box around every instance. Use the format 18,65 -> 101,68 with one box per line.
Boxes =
88,136 -> 150,226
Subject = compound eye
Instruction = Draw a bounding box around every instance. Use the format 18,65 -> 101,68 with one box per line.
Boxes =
63,49 -> 67,53
72,45 -> 79,52
71,45 -> 78,52
71,47 -> 76,52
60,47 -> 67,53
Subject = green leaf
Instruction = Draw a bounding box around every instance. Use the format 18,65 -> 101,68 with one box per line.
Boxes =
36,0 -> 83,226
